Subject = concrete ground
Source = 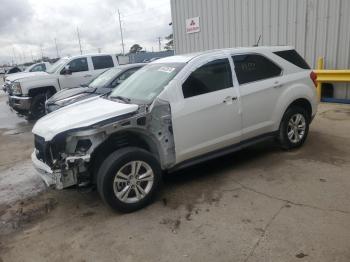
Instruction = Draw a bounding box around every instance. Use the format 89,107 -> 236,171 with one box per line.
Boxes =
0,86 -> 350,262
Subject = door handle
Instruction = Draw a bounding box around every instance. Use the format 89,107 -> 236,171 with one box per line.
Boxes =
84,74 -> 92,77
273,81 -> 283,88
223,96 -> 237,103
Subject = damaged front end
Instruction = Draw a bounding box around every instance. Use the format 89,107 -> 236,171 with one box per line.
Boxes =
32,130 -> 105,189
32,98 -> 176,189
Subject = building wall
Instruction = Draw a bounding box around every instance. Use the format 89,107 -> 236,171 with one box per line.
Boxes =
170,0 -> 350,99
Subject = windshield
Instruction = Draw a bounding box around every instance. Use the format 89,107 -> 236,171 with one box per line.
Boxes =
47,58 -> 69,74
89,68 -> 122,88
24,64 -> 36,72
109,63 -> 185,103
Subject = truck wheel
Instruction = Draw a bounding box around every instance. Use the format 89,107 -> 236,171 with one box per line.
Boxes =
97,147 -> 162,213
28,94 -> 46,119
278,106 -> 310,150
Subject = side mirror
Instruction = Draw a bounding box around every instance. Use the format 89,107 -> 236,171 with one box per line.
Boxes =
61,65 -> 72,75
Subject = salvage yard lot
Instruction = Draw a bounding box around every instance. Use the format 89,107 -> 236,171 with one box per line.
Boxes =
0,87 -> 350,261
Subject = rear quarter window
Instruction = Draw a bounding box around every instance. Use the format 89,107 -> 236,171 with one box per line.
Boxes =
274,50 -> 310,69
92,55 -> 114,70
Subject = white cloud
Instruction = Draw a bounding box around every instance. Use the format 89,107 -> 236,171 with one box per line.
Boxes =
0,0 -> 172,64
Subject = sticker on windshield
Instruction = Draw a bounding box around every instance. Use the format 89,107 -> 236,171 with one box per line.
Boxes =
158,67 -> 175,73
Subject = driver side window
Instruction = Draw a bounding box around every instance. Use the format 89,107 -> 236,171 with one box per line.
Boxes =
67,58 -> 88,73
182,58 -> 233,98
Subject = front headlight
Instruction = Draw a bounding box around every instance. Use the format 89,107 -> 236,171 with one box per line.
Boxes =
11,82 -> 22,95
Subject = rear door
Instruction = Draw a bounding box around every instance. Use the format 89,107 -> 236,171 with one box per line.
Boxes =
232,53 -> 283,140
172,57 -> 242,162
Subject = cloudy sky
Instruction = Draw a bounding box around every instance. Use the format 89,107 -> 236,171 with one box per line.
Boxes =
0,0 -> 172,65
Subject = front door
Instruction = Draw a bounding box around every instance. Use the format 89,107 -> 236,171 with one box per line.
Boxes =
172,58 -> 242,163
59,57 -> 93,89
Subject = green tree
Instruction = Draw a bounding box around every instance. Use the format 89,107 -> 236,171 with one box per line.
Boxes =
164,34 -> 174,50
129,44 -> 143,53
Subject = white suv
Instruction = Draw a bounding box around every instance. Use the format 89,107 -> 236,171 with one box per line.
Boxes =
7,54 -> 119,118
31,46 -> 317,212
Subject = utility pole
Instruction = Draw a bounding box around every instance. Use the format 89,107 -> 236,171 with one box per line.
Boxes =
157,37 -> 162,51
54,38 -> 59,58
30,50 -> 34,62
77,27 -> 82,55
12,47 -> 16,65
117,9 -> 125,55
40,45 -> 44,60
97,48 -> 101,53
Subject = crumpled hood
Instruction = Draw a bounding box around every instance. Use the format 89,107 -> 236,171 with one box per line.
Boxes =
6,71 -> 48,82
33,96 -> 139,141
47,87 -> 97,104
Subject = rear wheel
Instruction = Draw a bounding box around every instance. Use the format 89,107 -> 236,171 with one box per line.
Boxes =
278,106 -> 310,150
97,147 -> 162,213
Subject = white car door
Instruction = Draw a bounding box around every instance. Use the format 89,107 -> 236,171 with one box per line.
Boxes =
232,53 -> 283,140
58,57 -> 93,89
171,57 -> 242,163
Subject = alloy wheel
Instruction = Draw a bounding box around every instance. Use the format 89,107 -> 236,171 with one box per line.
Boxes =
113,161 -> 154,204
287,113 -> 306,143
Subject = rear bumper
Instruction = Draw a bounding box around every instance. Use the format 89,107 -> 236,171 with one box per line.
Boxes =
8,95 -> 31,114
31,151 -> 77,189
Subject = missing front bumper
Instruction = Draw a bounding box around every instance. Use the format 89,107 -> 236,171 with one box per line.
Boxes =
31,151 -> 77,189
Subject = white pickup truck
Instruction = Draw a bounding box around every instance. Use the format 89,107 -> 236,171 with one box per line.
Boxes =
3,62 -> 51,92
32,46 -> 317,212
7,54 -> 119,118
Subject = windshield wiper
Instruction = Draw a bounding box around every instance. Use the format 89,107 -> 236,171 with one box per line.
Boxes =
110,95 -> 131,103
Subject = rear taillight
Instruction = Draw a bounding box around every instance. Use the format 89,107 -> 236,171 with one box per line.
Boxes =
310,71 -> 317,87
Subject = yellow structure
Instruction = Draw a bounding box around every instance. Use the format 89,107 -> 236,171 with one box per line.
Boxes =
315,57 -> 350,101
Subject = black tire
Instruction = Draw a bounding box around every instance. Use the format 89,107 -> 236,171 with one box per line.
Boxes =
278,106 -> 310,150
28,93 -> 46,119
97,147 -> 162,213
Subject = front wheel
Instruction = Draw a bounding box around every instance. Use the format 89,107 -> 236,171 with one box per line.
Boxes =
278,106 -> 310,150
28,94 -> 46,119
97,147 -> 162,213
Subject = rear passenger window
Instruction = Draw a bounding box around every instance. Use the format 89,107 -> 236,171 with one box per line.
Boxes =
92,56 -> 114,70
232,54 -> 282,85
274,50 -> 310,69
67,58 -> 88,72
182,59 -> 233,98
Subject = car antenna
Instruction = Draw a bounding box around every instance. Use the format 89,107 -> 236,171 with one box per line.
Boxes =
253,35 -> 262,47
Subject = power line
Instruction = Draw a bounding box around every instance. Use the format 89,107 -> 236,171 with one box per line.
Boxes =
117,9 -> 125,55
